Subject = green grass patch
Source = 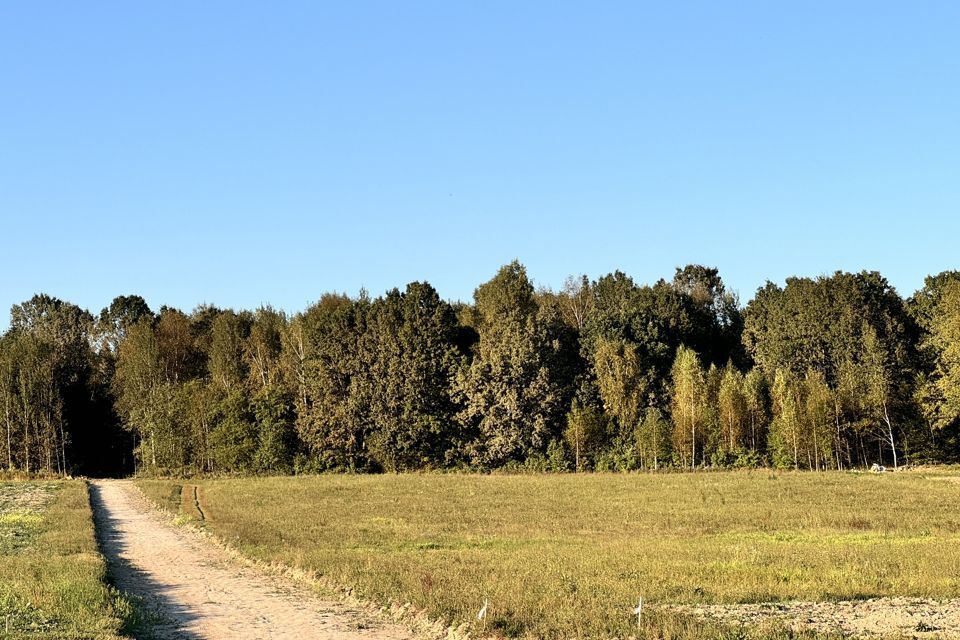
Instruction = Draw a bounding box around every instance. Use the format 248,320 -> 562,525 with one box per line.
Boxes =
137,470 -> 960,639
136,481 -> 183,515
0,482 -> 56,554
0,481 -> 130,639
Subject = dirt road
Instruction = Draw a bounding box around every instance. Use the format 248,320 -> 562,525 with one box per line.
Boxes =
90,480 -> 416,640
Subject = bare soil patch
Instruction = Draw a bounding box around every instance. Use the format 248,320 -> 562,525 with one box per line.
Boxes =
672,597 -> 960,638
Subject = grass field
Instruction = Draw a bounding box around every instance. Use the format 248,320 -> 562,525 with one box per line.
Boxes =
0,480 -> 130,639
136,469 -> 960,639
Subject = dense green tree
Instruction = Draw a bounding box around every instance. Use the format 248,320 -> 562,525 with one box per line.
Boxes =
140,382 -> 191,471
280,314 -> 309,413
0,338 -> 14,469
5,295 -> 125,474
563,401 -> 612,471
180,379 -> 219,473
768,369 -> 801,469
859,323 -> 901,467
801,369 -> 834,470
593,337 -> 649,441
559,274 -> 593,331
743,271 -> 919,466
672,265 -> 745,366
767,368 -> 834,470
703,362 -> 723,461
934,282 -> 960,419
0,332 -> 62,472
156,307 -> 203,383
113,320 -> 162,422
209,391 -> 258,472
208,311 -> 250,392
114,320 -> 164,470
455,262 -> 565,466
295,294 -> 370,470
636,407 -> 671,470
97,295 -> 153,355
908,271 -> 960,335
10,295 -> 93,369
364,282 -> 462,470
914,277 -> 960,432
583,267 -> 743,412
246,307 -> 286,391
743,368 -> 770,452
251,387 -> 297,473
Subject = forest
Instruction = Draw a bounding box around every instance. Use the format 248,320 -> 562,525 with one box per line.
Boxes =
2,262 -> 959,477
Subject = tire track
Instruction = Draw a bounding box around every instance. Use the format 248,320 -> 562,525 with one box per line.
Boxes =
192,485 -> 205,521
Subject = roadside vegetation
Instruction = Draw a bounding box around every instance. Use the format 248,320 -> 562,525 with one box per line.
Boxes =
0,480 -> 129,639
138,469 -> 960,639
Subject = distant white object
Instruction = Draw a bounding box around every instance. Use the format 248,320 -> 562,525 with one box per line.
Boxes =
633,597 -> 643,626
478,599 -> 488,621
871,463 -> 887,473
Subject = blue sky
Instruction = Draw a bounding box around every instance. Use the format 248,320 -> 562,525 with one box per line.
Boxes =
2,2 -> 958,322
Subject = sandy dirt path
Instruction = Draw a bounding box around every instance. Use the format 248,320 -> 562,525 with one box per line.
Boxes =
90,480 -> 417,640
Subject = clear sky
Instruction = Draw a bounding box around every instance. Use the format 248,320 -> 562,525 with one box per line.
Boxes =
2,2 -> 958,322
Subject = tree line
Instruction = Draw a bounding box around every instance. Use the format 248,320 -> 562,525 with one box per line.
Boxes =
2,262 -> 959,476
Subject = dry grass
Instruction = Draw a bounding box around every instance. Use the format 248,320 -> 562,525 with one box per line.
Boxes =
137,469 -> 960,639
0,480 -> 130,639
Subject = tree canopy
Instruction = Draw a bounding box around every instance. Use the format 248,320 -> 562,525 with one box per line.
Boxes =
2,264 -> 958,475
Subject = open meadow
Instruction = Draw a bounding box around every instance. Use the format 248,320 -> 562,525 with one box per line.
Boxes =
137,469 -> 960,639
0,479 -> 130,639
